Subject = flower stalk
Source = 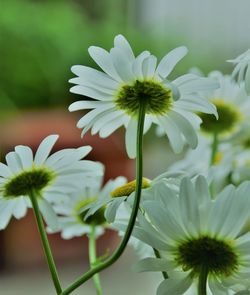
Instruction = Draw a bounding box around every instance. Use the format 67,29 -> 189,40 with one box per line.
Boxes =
89,226 -> 103,295
29,190 -> 62,294
60,102 -> 146,295
198,265 -> 208,295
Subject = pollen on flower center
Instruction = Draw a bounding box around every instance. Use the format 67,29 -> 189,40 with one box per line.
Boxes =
200,99 -> 242,134
75,198 -> 106,226
115,80 -> 173,116
3,168 -> 55,198
175,236 -> 238,276
111,178 -> 151,198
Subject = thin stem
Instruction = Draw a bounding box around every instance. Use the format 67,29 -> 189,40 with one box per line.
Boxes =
61,103 -> 146,295
153,248 -> 168,279
210,132 -> 219,166
198,266 -> 208,295
29,191 -> 62,294
89,226 -> 103,295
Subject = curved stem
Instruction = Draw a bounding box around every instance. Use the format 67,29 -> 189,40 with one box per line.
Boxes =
198,266 -> 208,295
61,103 -> 146,295
89,226 -> 103,295
210,132 -> 219,166
29,191 -> 62,294
153,248 -> 168,279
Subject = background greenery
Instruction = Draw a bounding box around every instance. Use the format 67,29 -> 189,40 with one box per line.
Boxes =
0,0 -> 224,111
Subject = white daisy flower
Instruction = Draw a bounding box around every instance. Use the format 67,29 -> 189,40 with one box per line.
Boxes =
198,71 -> 250,137
69,34 -> 218,158
132,176 -> 250,295
86,170 -> 182,225
228,49 -> 250,94
49,174 -> 127,239
0,134 -> 102,230
169,136 -> 235,194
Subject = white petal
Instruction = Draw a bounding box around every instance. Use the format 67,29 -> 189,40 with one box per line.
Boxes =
133,257 -> 175,273
142,55 -> 157,78
156,46 -> 188,78
15,146 -> 33,169
71,65 -> 119,89
70,85 -> 112,101
125,118 -> 137,159
92,110 -> 124,135
104,198 -> 124,223
38,198 -> 59,231
110,47 -> 134,82
157,116 -> 184,153
69,100 -> 110,112
0,201 -> 14,229
168,110 -> 198,148
88,46 -> 122,82
5,152 -> 22,174
12,198 -> 28,219
114,34 -> 135,61
76,105 -> 114,128
245,63 -> 250,94
34,135 -> 59,166
179,178 -> 200,236
132,51 -> 151,79
0,163 -> 13,177
157,273 -> 192,295
99,115 -> 128,138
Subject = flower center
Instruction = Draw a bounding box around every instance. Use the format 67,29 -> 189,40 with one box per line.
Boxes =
111,178 -> 150,198
3,168 -> 55,198
75,198 -> 106,226
200,99 -> 242,134
175,236 -> 238,277
115,80 -> 173,116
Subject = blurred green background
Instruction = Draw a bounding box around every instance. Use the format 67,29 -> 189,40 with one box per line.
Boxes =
0,0 -> 250,294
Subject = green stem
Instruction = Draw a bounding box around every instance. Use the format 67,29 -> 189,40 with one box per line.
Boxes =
210,132 -> 219,166
153,248 -> 168,279
29,191 -> 62,294
61,103 -> 146,295
89,226 -> 103,295
198,266 -> 208,295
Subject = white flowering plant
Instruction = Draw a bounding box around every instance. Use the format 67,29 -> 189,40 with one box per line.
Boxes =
1,35 -> 250,295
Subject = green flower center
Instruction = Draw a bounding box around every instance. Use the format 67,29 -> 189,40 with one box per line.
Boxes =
75,198 -> 106,226
200,99 -> 242,134
115,80 -> 173,116
111,178 -> 150,198
175,236 -> 238,277
3,168 -> 55,198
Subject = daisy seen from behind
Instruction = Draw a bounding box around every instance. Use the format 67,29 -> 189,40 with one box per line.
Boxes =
228,49 -> 250,94
69,34 -> 219,158
49,173 -> 127,239
132,176 -> 250,295
0,134 -> 102,230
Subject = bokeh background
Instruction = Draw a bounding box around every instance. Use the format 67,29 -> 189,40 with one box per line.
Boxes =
0,0 -> 249,293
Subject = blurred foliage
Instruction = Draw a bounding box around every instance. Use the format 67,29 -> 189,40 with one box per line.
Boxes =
0,0 -> 221,112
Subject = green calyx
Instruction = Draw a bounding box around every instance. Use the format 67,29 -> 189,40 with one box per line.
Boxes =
175,236 -> 238,277
75,198 -> 106,226
200,99 -> 242,134
3,167 -> 55,198
115,79 -> 173,116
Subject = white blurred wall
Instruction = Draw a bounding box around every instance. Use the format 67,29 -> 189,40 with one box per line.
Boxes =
139,0 -> 250,57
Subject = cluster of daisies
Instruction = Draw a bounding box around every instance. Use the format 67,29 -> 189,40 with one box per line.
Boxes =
1,34 -> 250,295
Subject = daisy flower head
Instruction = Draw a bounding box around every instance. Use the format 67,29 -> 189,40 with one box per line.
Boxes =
198,71 -> 250,137
228,49 -> 250,94
132,176 -> 250,295
69,34 -> 218,158
0,134 -> 103,230
49,174 -> 127,239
